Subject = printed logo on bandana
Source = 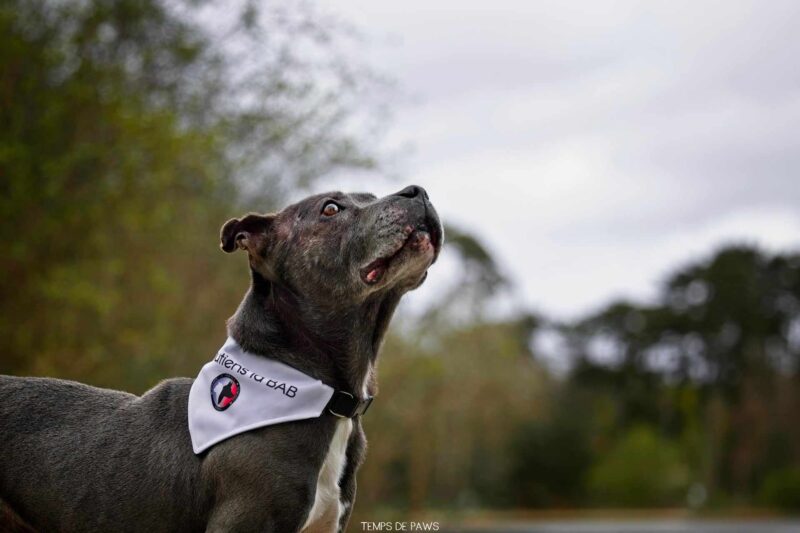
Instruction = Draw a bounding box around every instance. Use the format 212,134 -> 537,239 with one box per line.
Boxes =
210,374 -> 240,411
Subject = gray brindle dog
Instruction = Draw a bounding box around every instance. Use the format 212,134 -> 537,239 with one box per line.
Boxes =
0,186 -> 442,532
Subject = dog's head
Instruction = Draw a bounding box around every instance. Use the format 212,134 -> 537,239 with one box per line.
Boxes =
220,185 -> 443,305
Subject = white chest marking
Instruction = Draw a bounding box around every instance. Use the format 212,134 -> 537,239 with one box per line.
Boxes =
301,418 -> 352,532
362,363 -> 372,399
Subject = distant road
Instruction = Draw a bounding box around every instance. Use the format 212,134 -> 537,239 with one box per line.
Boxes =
442,520 -> 800,533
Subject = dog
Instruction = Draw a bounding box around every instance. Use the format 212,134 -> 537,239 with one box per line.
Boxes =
0,185 -> 442,532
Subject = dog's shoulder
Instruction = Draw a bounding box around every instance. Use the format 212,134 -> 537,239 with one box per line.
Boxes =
137,377 -> 193,402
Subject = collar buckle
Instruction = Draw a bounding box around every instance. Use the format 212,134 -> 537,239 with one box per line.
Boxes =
327,390 -> 374,418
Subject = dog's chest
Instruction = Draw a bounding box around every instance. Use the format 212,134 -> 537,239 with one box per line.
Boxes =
301,418 -> 352,532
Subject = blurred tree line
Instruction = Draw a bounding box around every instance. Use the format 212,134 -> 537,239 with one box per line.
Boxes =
557,247 -> 800,510
357,246 -> 800,516
0,0 -> 382,388
3,0 -> 800,519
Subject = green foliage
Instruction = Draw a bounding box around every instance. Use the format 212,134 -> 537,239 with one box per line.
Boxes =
564,245 -> 800,502
507,414 -> 593,507
587,426 -> 689,507
357,321 -> 547,512
759,467 -> 800,511
0,0 -> 386,391
360,276 -> 799,514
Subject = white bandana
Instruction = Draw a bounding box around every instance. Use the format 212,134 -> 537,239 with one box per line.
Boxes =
188,337 -> 335,454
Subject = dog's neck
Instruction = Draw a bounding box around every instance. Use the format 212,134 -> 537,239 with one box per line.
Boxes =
227,271 -> 402,399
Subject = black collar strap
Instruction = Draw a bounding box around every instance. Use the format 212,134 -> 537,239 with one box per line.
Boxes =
327,391 -> 374,418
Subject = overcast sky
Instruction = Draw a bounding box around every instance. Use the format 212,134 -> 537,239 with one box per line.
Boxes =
321,0 -> 800,320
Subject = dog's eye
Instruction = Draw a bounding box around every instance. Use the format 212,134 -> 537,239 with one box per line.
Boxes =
321,202 -> 340,217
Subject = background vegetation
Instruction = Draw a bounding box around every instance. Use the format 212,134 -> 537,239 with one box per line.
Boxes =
2,0 -> 800,524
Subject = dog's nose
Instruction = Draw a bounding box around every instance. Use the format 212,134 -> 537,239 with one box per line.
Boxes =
394,185 -> 428,200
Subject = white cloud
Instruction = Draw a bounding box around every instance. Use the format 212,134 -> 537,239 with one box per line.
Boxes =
321,0 -> 800,319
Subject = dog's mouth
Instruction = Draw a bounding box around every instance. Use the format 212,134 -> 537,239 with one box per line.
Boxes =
360,222 -> 441,285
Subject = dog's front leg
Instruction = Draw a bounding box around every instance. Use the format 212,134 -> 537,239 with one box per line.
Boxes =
337,422 -> 367,533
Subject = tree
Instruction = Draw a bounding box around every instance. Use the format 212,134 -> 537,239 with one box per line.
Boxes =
0,0 -> 387,390
562,245 -> 800,500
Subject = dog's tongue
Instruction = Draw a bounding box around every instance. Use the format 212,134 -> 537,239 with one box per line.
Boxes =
366,263 -> 386,283
366,268 -> 379,283
362,256 -> 389,284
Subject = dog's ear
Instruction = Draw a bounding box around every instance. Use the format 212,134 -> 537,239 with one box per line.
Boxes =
220,213 -> 275,254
